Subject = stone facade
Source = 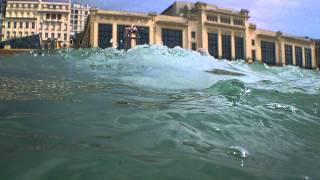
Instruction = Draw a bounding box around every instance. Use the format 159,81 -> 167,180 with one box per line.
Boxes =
70,3 -> 90,34
83,1 -> 318,69
0,0 -> 74,48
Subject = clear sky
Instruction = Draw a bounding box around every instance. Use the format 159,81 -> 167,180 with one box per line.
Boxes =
79,0 -> 320,39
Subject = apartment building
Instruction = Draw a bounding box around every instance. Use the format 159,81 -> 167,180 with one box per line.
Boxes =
0,0 -> 72,48
81,1 -> 317,69
0,0 -> 3,39
316,40 -> 320,69
70,3 -> 90,34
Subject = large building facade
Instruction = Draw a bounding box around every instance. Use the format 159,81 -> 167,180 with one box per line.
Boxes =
81,1 -> 318,69
0,0 -> 90,48
70,3 -> 90,34
316,40 -> 320,69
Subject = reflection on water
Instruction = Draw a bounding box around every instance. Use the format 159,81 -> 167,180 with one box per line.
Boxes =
0,46 -> 320,180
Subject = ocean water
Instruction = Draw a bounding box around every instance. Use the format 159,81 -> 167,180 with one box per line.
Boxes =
0,45 -> 319,180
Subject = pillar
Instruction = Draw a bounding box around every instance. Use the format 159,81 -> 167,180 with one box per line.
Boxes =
112,22 -> 117,48
90,21 -> 98,48
302,47 -> 306,67
149,24 -> 154,44
280,41 -> 285,65
312,45 -> 316,68
231,31 -> 235,60
218,29 -> 222,59
293,45 -> 296,65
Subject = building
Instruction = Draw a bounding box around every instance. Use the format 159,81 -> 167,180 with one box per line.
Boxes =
0,0 -> 72,48
70,3 -> 90,34
80,1 -> 318,69
316,40 -> 320,69
0,0 -> 4,40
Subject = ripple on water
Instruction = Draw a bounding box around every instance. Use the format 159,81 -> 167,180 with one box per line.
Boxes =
227,146 -> 250,159
264,103 -> 298,113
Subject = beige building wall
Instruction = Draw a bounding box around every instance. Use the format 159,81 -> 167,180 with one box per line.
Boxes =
1,0 -> 72,47
71,3 -> 90,34
83,1 -> 317,69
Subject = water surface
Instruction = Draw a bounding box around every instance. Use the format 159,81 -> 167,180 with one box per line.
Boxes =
0,46 -> 319,179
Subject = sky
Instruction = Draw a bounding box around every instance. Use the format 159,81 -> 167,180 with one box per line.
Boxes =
78,0 -> 320,39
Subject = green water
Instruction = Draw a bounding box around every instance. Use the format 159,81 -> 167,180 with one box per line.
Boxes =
0,46 -> 319,180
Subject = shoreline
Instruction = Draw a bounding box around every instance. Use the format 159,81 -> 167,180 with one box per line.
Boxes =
0,49 -> 31,56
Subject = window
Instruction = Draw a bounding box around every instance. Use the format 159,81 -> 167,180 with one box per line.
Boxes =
13,21 -> 17,28
285,45 -> 293,65
235,37 -> 244,60
162,29 -> 183,48
192,43 -> 197,51
58,33 -> 61,39
64,33 -> 67,41
261,41 -> 276,65
19,22 -> 23,28
136,26 -> 150,46
295,46 -> 303,67
207,15 -> 218,22
7,21 -> 11,28
32,22 -> 35,29
98,24 -> 113,48
26,22 -> 29,29
252,50 -> 256,62
221,16 -> 231,24
208,33 -> 218,58
52,14 -> 56,20
233,19 -> 243,26
58,14 -> 62,20
222,34 -> 232,60
45,33 -> 48,38
252,39 -> 255,46
305,48 -> 312,69
51,33 -> 54,38
46,13 -> 50,19
191,31 -> 196,39
6,31 -> 10,39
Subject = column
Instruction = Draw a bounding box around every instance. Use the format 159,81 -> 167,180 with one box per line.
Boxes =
112,22 -> 117,48
202,27 -> 208,50
149,24 -> 154,44
280,41 -> 285,65
312,45 -> 316,68
231,31 -> 235,60
293,45 -> 296,65
183,28 -> 188,49
218,29 -> 222,59
199,9 -> 206,49
302,47 -> 306,67
90,21 -> 98,48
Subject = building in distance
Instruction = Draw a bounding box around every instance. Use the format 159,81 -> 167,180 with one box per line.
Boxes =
78,1 -> 318,70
